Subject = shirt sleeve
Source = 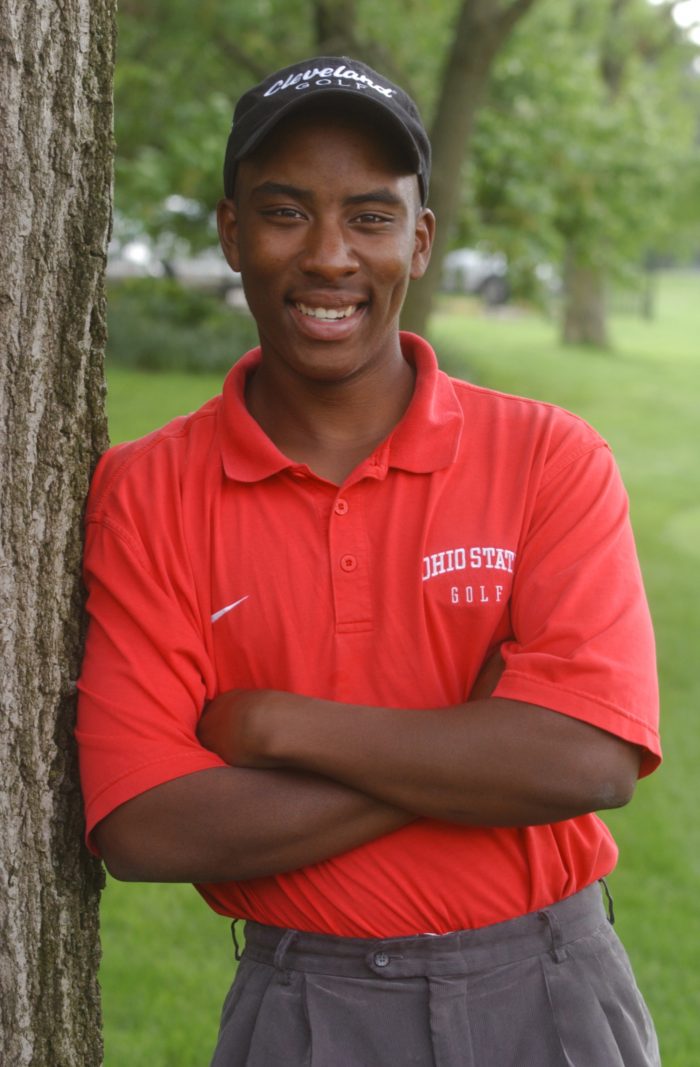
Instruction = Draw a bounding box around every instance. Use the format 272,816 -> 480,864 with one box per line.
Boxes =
493,440 -> 661,777
76,514 -> 226,854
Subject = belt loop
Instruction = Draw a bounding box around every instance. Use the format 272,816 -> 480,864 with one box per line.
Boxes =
539,907 -> 568,964
273,928 -> 299,971
600,878 -> 615,925
230,920 -> 243,962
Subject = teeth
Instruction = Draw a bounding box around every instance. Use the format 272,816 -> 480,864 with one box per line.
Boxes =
295,302 -> 357,320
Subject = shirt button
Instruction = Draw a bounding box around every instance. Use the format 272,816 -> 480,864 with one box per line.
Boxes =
340,554 -> 357,572
373,952 -> 390,968
334,498 -> 349,515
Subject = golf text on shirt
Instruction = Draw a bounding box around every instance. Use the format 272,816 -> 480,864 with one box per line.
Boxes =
423,544 -> 516,607
422,545 -> 516,581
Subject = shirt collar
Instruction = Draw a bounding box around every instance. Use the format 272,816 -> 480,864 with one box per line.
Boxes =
218,332 -> 463,483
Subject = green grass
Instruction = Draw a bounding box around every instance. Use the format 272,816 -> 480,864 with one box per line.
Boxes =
101,271 -> 700,1065
105,369 -> 224,443
99,881 -> 235,1066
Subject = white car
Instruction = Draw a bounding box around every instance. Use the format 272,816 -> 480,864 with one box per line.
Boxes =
441,247 -> 509,305
166,247 -> 243,299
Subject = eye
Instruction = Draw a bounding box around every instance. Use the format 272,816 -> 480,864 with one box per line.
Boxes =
353,212 -> 394,227
261,206 -> 307,222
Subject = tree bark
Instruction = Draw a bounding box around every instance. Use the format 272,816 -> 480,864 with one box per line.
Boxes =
401,0 -> 539,337
561,242 -> 609,348
559,0 -> 630,349
313,0 -> 359,54
0,2 -> 114,1064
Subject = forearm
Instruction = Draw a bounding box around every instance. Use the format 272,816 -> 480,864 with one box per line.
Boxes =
94,765 -> 411,884
231,692 -> 641,826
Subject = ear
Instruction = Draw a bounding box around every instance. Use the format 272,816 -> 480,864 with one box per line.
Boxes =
217,197 -> 241,273
410,208 -> 436,281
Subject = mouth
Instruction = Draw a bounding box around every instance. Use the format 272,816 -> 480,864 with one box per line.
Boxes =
293,301 -> 361,321
287,296 -> 367,341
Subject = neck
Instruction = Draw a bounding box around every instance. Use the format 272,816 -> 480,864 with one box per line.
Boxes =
245,348 -> 416,484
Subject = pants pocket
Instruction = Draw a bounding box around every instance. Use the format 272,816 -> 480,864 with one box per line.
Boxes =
210,961 -> 311,1067
541,926 -> 660,1067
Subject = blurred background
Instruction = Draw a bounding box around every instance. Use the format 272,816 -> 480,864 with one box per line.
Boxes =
107,0 -> 700,367
101,1 -> 700,1064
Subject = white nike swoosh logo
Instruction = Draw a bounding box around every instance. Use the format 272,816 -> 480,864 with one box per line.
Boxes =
211,595 -> 250,624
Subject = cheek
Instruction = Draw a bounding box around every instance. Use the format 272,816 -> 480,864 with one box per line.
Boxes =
369,236 -> 414,280
239,249 -> 287,281
236,223 -> 295,279
381,250 -> 415,297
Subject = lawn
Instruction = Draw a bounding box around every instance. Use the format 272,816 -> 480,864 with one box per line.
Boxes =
101,271 -> 700,1065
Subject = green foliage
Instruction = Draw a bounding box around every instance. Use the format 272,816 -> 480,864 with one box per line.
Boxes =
468,0 -> 700,282
106,279 -> 259,374
114,0 -> 314,232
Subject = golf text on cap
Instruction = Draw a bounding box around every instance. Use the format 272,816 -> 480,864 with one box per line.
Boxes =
264,64 -> 396,100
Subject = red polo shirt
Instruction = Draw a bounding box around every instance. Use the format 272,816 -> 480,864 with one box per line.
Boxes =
77,333 -> 660,936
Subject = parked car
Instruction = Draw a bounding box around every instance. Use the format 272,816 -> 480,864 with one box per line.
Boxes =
107,233 -> 246,307
441,247 -> 509,306
165,247 -> 243,300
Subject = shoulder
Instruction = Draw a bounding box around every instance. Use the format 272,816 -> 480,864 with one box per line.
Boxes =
87,394 -> 221,524
447,373 -> 610,475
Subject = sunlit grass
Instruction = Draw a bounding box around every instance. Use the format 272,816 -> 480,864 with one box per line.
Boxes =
101,271 -> 700,1065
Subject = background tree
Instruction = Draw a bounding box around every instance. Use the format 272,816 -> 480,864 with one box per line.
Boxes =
313,0 -> 358,53
401,0 -> 540,334
0,2 -> 114,1063
559,0 -> 690,345
468,0 -> 699,345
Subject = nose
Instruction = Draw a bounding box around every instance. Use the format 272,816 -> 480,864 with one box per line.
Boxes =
298,219 -> 359,281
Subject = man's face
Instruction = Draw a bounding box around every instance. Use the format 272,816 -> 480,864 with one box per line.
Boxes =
217,110 -> 435,386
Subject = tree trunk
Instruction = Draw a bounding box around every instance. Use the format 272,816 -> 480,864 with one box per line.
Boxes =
639,257 -> 658,321
0,2 -> 114,1064
560,0 -> 630,349
561,243 -> 610,348
313,0 -> 358,53
401,0 -> 539,337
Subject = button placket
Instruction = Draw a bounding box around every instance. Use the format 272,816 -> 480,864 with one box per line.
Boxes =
328,489 -> 373,633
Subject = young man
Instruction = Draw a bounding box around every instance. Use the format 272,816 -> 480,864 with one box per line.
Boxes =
77,57 -> 662,1065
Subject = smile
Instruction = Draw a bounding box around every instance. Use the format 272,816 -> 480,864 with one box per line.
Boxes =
294,302 -> 359,321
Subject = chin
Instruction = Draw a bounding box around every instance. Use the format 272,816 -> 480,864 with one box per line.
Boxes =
291,355 -> 367,385
270,336 -> 369,382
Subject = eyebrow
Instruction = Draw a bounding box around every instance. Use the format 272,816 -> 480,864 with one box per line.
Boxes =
250,181 -> 404,208
344,188 -> 404,207
251,181 -> 312,200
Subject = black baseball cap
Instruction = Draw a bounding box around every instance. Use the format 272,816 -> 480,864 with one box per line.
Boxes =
223,56 -> 431,204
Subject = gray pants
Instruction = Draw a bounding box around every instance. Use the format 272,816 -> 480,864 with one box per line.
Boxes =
211,883 -> 659,1066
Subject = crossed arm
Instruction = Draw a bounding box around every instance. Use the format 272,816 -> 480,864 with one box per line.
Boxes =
94,650 -> 641,884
